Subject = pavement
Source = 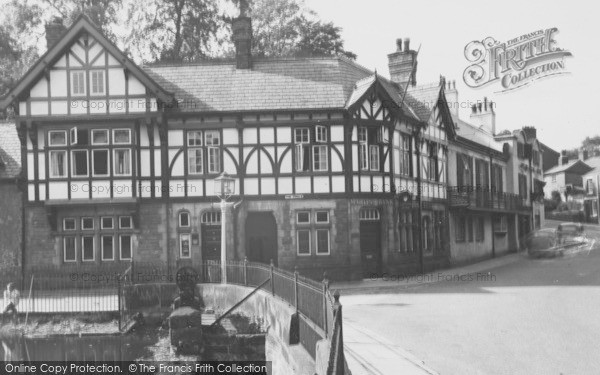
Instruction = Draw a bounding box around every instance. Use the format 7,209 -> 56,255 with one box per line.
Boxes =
335,252 -> 524,375
332,252 -> 524,295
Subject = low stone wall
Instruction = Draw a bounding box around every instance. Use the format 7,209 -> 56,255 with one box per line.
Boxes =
199,284 -> 317,375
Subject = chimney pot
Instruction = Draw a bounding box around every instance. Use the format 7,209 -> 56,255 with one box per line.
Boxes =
404,38 -> 410,51
477,102 -> 482,112
396,38 -> 403,51
45,17 -> 66,50
387,37 -> 417,86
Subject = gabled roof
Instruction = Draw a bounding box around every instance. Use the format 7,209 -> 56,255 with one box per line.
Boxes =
0,122 -> 21,179
405,80 -> 456,137
545,159 -> 593,175
0,14 -> 174,110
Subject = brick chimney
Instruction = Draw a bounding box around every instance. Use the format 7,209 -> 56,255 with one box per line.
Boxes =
469,97 -> 496,135
232,5 -> 252,70
559,150 -> 569,166
578,148 -> 589,161
444,80 -> 458,117
522,126 -> 537,141
387,38 -> 418,86
45,17 -> 67,50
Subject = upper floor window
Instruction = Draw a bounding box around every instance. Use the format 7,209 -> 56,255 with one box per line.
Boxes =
49,131 -> 67,147
90,70 -> 105,95
49,151 -> 67,178
186,130 -> 221,175
179,211 -> 190,227
587,179 -> 594,194
398,134 -> 411,176
187,131 -> 202,146
91,129 -> 109,145
491,164 -> 504,193
425,143 -> 439,182
295,128 -> 310,172
518,174 -> 528,199
316,125 -> 327,143
457,153 -> 473,187
358,126 -> 381,171
294,127 -> 329,172
71,71 -> 85,95
114,149 -> 131,176
113,129 -> 131,144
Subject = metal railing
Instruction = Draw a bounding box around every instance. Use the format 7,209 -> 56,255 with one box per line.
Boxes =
447,186 -> 528,211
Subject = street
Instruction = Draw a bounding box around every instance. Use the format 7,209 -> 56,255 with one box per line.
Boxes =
343,225 -> 600,375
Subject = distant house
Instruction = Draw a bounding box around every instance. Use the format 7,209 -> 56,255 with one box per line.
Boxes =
581,157 -> 600,223
0,121 -> 22,267
543,155 -> 593,205
540,142 -> 559,173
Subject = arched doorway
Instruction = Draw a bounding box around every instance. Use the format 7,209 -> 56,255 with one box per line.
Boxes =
245,212 -> 278,266
359,208 -> 381,276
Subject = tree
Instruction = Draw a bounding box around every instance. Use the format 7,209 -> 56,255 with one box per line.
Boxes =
41,0 -> 122,40
230,0 -> 355,59
123,0 -> 222,63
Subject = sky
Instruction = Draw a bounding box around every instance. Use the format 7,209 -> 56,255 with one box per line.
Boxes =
305,0 -> 600,151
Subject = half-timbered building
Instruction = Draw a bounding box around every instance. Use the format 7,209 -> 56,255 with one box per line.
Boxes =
1,16 -> 457,280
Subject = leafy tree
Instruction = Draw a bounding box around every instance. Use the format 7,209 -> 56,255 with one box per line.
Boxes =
42,0 -> 122,39
582,135 -> 600,148
123,0 -> 222,62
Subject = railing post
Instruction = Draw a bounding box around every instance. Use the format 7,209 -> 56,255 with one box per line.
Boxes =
333,289 -> 344,375
323,271 -> 329,338
244,257 -> 248,286
270,259 -> 275,296
117,275 -> 122,331
294,267 -> 299,313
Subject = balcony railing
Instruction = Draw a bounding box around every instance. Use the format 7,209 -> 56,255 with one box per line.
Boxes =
447,186 -> 529,212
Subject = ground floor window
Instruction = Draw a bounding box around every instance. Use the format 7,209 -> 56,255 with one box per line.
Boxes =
120,235 -> 132,260
82,236 -> 95,261
64,237 -> 76,262
475,216 -> 484,242
316,229 -> 330,255
455,215 -> 466,243
179,234 -> 191,259
102,235 -> 114,260
297,230 -> 311,255
399,211 -> 414,252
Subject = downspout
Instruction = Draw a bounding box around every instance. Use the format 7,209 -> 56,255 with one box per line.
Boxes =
232,199 -> 244,261
489,154 -> 495,258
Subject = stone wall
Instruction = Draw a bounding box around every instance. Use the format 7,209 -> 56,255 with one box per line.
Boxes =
0,182 -> 22,266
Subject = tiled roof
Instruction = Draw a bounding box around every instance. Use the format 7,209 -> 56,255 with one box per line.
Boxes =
545,159 -> 592,175
405,83 -> 440,122
581,156 -> 600,171
143,56 -> 376,112
0,122 -> 21,179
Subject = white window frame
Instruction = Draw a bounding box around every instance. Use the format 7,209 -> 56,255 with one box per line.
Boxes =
63,218 -> 76,231
188,148 -> 203,175
313,145 -> 328,171
113,148 -> 132,176
92,149 -> 110,177
179,211 -> 191,227
81,217 -> 94,230
179,233 -> 191,259
294,128 -> 309,144
49,150 -> 67,178
316,125 -> 327,143
187,131 -> 203,146
81,236 -> 95,262
587,179 -> 594,194
207,147 -> 221,174
296,230 -> 311,256
91,129 -> 109,145
71,71 -> 85,96
315,229 -> 330,255
90,70 -> 105,95
359,143 -> 368,171
297,211 -> 310,224
48,130 -> 67,147
205,130 -> 220,146
359,208 -> 380,221
119,216 -> 132,229
71,149 -> 89,177
201,211 -> 221,224
101,217 -> 114,230
315,211 -> 329,224
119,234 -> 133,260
112,129 -> 131,145
63,236 -> 77,262
101,235 -> 114,261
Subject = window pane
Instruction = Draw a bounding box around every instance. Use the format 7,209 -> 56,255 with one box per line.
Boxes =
188,148 -> 203,174
208,147 -> 220,173
316,211 -> 329,223
93,150 -> 108,175
92,130 -> 108,144
113,129 -> 131,144
50,151 -> 67,177
91,71 -> 104,94
114,149 -> 131,175
82,236 -> 94,261
64,237 -> 76,262
63,218 -> 76,230
358,127 -> 367,142
102,236 -> 114,260
101,217 -> 113,229
188,131 -> 202,146
72,150 -> 88,176
313,146 -> 327,171
360,144 -> 368,170
120,235 -> 132,259
205,131 -> 220,146
82,217 -> 94,230
49,131 -> 67,146
179,212 -> 190,227
297,230 -> 310,255
119,216 -> 132,229
370,146 -> 379,170
316,229 -> 329,254
295,128 -> 309,143
297,212 -> 310,223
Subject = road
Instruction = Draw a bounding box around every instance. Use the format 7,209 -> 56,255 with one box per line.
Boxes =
343,225 -> 600,375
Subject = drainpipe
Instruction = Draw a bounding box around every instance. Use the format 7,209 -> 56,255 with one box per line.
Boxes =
529,156 -> 534,231
489,154 -> 495,258
232,199 -> 244,261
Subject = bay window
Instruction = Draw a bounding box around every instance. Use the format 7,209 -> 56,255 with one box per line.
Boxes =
71,150 -> 88,177
92,149 -> 109,176
114,149 -> 131,176
49,151 -> 67,178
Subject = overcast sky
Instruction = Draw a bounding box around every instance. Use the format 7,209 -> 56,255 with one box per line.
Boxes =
306,0 -> 599,151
